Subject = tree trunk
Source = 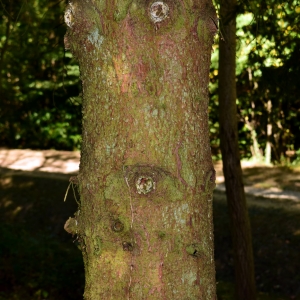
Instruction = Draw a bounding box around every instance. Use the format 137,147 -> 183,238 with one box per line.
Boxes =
64,1 -> 218,299
265,99 -> 272,165
218,0 -> 257,299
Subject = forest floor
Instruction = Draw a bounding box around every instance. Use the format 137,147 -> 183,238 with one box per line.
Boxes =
0,149 -> 299,299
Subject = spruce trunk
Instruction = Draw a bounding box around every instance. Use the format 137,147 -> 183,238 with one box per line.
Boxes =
219,0 -> 257,299
64,1 -> 218,298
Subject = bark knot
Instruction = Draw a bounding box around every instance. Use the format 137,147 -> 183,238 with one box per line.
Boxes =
136,176 -> 155,194
149,2 -> 169,23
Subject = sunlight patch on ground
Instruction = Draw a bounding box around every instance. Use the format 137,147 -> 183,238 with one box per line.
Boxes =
0,149 -> 80,174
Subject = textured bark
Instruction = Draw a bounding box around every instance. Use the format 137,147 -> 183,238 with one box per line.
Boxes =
64,1 -> 218,299
218,0 -> 257,299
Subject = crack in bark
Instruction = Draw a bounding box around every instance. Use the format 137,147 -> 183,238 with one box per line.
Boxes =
173,140 -> 189,188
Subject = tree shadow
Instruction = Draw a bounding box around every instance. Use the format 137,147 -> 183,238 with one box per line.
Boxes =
242,166 -> 300,192
214,191 -> 300,299
0,170 -> 84,300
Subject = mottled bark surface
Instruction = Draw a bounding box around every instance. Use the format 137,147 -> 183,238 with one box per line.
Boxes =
218,0 -> 256,299
64,1 -> 217,299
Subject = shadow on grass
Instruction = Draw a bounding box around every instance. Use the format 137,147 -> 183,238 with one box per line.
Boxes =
241,166 -> 300,192
0,170 -> 84,300
1,171 -> 300,299
214,190 -> 300,300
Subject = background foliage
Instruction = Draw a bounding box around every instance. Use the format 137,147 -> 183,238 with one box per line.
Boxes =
0,0 -> 299,162
0,0 -> 81,150
210,0 -> 300,164
1,1 -> 300,299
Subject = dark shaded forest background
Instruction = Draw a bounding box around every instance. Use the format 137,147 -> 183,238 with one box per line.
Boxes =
1,1 -> 300,300
1,0 -> 299,165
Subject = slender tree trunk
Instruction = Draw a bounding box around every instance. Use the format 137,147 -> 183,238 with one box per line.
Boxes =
218,0 -> 257,299
265,99 -> 272,165
64,0 -> 218,299
246,69 -> 262,162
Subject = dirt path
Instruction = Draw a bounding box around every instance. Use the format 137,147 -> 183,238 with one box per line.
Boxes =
0,148 -> 80,174
214,160 -> 300,211
1,148 -> 299,210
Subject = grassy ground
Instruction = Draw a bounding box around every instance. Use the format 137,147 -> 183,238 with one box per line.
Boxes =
0,170 -> 84,300
0,167 -> 299,299
214,190 -> 300,300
